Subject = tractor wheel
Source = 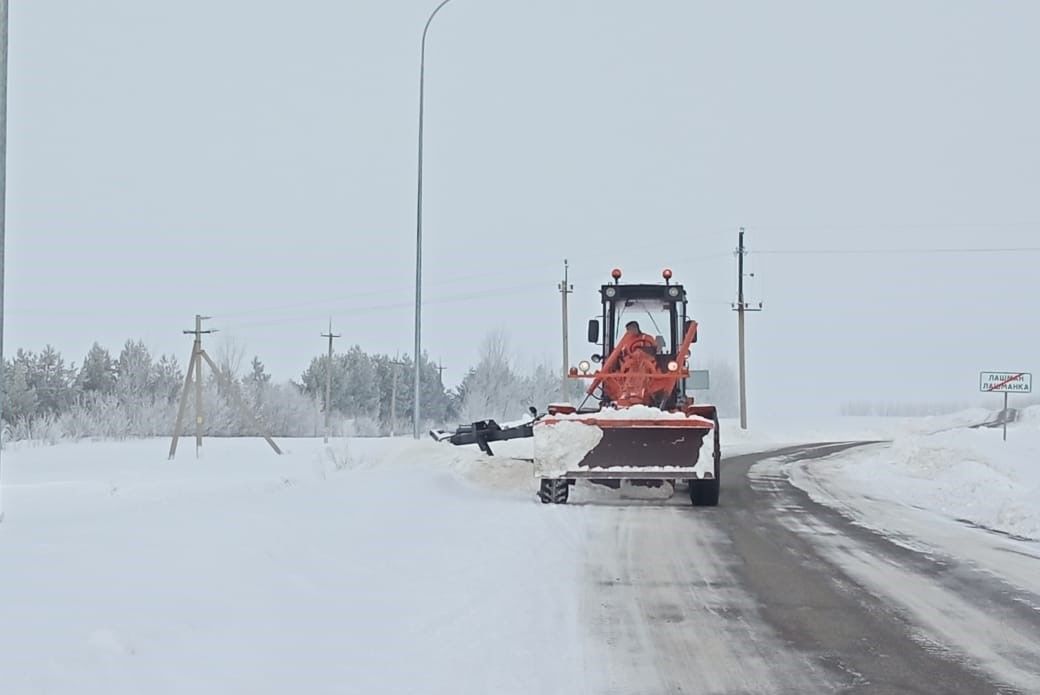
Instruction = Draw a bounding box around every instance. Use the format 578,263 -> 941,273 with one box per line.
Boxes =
539,478 -> 569,504
689,476 -> 720,506
691,425 -> 722,507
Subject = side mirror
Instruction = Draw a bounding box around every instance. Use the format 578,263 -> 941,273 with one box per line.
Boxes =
587,319 -> 600,343
684,319 -> 697,343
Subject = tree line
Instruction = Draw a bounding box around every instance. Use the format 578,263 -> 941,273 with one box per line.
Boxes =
0,332 -> 608,443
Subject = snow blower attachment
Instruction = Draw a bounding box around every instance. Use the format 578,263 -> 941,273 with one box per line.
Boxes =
430,409 -> 538,456
432,267 -> 721,507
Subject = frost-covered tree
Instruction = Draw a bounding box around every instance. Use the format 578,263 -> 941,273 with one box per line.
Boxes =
342,345 -> 380,417
77,343 -> 117,395
152,354 -> 183,404
244,356 -> 272,413
384,352 -> 456,430
457,331 -> 524,423
2,359 -> 39,424
301,353 -> 347,414
17,346 -> 77,415
116,340 -> 154,402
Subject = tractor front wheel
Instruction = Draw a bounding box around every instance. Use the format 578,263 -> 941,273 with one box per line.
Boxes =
691,424 -> 722,507
539,478 -> 569,504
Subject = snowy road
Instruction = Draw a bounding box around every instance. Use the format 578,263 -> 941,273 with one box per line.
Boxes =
578,443 -> 1040,694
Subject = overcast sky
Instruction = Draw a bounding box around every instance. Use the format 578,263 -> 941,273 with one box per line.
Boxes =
5,1 -> 1038,416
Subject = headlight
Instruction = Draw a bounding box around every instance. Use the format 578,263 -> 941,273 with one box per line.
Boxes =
605,287 -> 617,298
667,360 -> 679,372
578,360 -> 591,373
668,286 -> 680,298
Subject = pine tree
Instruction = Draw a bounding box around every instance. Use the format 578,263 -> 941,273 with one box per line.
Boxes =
78,343 -> 117,395
116,340 -> 154,402
152,354 -> 183,404
246,356 -> 272,412
19,346 -> 77,415
2,359 -> 39,424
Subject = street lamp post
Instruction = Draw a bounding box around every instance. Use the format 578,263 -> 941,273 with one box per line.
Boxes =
413,0 -> 455,439
0,0 -> 9,521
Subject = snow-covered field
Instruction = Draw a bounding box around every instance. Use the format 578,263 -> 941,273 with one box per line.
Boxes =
2,406 -> 1037,692
0,437 -> 587,694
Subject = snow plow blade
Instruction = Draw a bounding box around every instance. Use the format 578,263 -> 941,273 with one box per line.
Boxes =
533,408 -> 721,506
561,425 -> 711,475
533,408 -> 719,480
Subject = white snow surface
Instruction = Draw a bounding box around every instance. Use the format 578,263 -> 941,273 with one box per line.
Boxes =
786,406 -> 1040,541
0,437 -> 588,694
532,420 -> 603,477
2,407 -> 1036,692
549,404 -> 704,421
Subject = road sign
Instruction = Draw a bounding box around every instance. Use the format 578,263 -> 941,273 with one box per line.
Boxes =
979,372 -> 1032,393
687,370 -> 710,391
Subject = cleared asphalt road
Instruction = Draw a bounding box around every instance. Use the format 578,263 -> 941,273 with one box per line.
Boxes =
576,444 -> 1040,694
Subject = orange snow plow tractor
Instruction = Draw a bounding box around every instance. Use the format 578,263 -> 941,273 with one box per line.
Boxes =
431,267 -> 720,506
533,268 -> 720,505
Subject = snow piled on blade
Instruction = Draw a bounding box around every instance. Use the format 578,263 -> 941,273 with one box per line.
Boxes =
533,420 -> 604,477
550,405 -> 711,422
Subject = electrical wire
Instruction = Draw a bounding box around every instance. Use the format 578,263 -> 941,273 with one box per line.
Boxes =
753,247 -> 1040,256
216,284 -> 534,331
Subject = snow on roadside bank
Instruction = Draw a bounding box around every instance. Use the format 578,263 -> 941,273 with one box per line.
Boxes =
718,408 -> 997,454
787,406 -> 1040,541
0,437 -> 588,694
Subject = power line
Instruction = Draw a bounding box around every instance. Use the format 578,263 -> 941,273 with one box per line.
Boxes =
754,247 -> 1040,256
744,221 -> 1040,232
217,284 -> 535,331
211,269 -> 537,320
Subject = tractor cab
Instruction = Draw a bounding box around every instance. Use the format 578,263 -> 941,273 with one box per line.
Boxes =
582,268 -> 695,409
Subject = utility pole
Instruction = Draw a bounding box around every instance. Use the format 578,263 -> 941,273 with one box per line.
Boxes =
558,259 -> 573,400
188,315 -> 215,456
321,320 -> 340,444
436,360 -> 446,384
732,228 -> 762,430
169,315 -> 282,458
390,357 -> 406,437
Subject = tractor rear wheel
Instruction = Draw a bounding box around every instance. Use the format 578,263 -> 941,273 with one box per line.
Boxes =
539,478 -> 569,504
690,421 -> 722,507
689,476 -> 719,506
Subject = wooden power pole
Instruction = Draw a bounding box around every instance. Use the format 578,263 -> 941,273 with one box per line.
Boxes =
169,315 -> 282,458
732,228 -> 762,430
321,320 -> 340,444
